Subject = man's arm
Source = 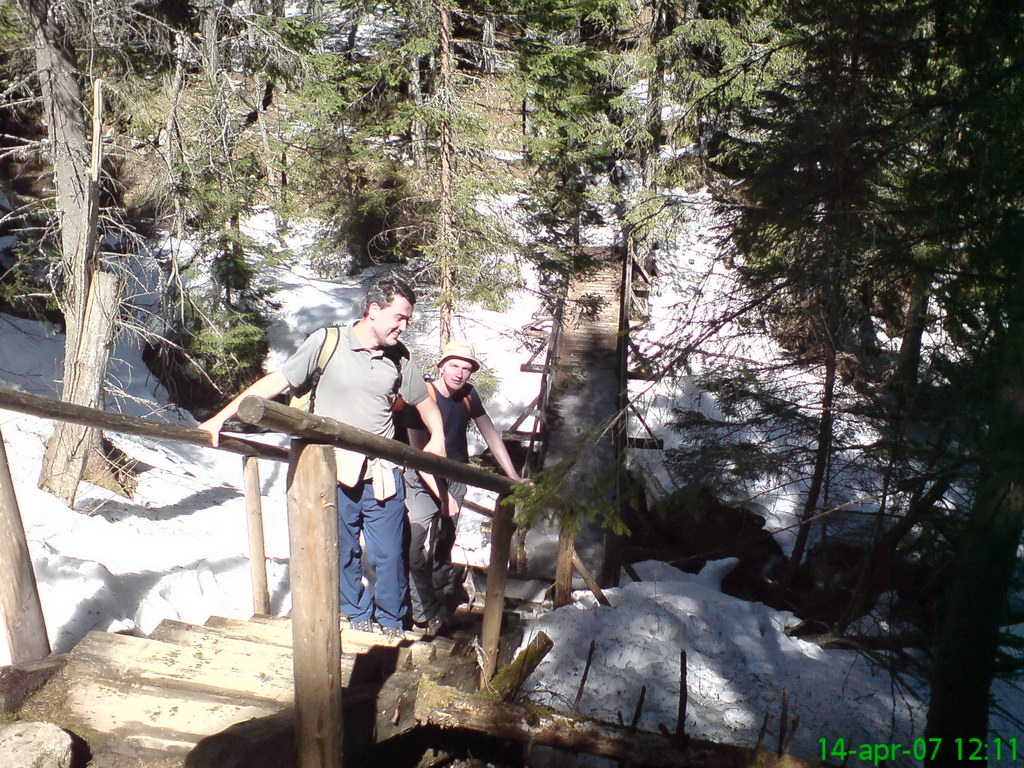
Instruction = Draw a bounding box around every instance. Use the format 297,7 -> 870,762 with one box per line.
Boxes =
413,395 -> 446,458
408,426 -> 458,515
198,370 -> 291,447
475,412 -> 522,481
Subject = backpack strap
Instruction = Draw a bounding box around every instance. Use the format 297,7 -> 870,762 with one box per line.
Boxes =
307,326 -> 341,413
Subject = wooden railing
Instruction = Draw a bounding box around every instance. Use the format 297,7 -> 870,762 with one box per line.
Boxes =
0,386 -> 523,768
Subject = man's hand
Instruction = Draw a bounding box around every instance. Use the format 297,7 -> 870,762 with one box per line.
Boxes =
422,436 -> 446,459
197,416 -> 227,448
196,371 -> 291,450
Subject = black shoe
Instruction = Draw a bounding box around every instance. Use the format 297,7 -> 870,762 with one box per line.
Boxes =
424,614 -> 445,638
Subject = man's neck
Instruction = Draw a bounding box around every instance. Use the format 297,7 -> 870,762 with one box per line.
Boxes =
434,379 -> 466,399
352,318 -> 379,350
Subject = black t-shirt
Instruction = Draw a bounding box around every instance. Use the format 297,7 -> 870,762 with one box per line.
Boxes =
402,382 -> 486,463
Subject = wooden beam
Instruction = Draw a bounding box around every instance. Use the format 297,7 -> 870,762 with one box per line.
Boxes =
0,424 -> 51,663
504,394 -> 539,433
242,456 -> 270,616
571,548 -> 610,607
237,396 -> 518,495
0,387 -> 288,462
481,631 -> 553,702
286,442 -> 343,768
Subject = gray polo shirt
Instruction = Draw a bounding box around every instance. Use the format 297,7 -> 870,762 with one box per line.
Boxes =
280,322 -> 428,492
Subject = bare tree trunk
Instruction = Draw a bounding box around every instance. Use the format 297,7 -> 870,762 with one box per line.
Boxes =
437,0 -> 455,348
407,52 -> 427,168
890,265 -> 930,409
202,1 -> 221,84
23,1 -> 120,506
925,256 -> 1024,765
772,343 -> 838,601
166,36 -> 187,242
256,0 -> 285,230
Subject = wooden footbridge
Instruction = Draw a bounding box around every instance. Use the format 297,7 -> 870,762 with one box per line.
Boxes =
0,245 -> 684,768
503,244 -> 663,597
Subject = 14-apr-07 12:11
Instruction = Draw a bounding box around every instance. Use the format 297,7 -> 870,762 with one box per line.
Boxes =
819,736 -> 1018,764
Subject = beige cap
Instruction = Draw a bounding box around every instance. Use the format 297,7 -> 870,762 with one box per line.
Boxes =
438,340 -> 480,372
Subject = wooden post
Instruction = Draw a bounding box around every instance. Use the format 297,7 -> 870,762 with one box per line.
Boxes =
286,441 -> 343,768
0,424 -> 51,663
554,526 -> 575,608
480,493 -> 516,686
242,456 -> 270,615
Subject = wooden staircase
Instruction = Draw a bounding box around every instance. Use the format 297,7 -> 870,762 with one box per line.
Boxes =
19,616 -> 471,766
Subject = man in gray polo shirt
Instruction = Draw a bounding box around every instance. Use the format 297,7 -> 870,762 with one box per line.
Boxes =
199,276 -> 444,637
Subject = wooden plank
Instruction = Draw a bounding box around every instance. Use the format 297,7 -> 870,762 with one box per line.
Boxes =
61,673 -> 287,754
67,631 -> 295,703
236,615 -> 451,665
150,619 -> 294,656
204,615 -> 293,647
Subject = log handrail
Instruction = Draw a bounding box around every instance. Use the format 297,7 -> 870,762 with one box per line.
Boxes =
235,396 -> 519,496
0,386 -> 289,462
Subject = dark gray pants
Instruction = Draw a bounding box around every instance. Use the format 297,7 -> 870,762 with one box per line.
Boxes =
404,469 -> 465,624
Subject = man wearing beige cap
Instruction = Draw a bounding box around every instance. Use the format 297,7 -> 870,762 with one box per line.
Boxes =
402,340 -> 522,636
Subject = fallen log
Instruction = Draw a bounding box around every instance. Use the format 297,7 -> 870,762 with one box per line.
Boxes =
414,678 -> 825,768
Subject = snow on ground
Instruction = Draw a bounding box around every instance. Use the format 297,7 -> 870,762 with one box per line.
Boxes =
1,205 -> 1022,765
519,560 -> 924,767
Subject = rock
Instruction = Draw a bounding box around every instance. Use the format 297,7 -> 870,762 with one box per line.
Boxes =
0,721 -> 73,768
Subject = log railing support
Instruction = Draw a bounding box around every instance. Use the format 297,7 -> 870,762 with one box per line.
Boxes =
0,424 -> 51,663
554,526 -> 575,608
242,456 -> 271,615
286,441 -> 343,768
480,493 -> 516,686
572,547 -> 610,607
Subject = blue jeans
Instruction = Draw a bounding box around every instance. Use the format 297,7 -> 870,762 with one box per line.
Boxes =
337,470 -> 407,629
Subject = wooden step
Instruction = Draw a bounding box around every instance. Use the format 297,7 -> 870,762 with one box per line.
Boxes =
23,614 -> 471,761
233,615 -> 454,663
246,613 -> 430,647
203,615 -> 292,647
72,631 -> 295,703
47,631 -> 294,756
